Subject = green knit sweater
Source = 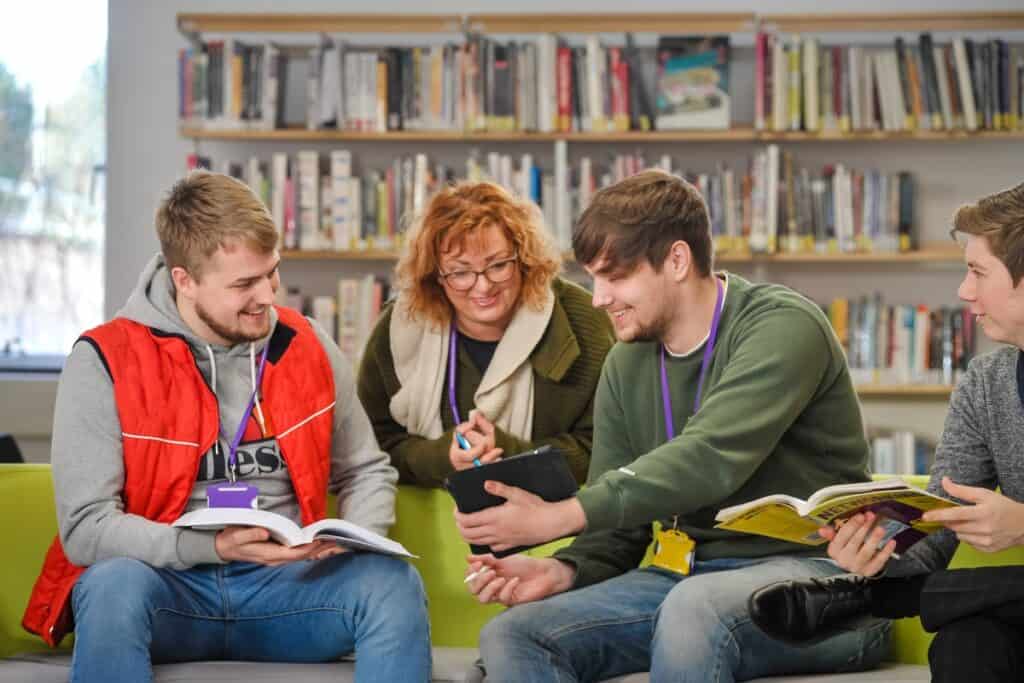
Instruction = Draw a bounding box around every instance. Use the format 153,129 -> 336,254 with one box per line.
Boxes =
357,277 -> 615,487
554,273 -> 871,589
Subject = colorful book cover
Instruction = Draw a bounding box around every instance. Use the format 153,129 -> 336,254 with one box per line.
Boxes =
655,36 -> 730,129
714,478 -> 960,556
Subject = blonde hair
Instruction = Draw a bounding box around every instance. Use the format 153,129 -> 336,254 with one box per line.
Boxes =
395,181 -> 561,329
155,170 -> 278,279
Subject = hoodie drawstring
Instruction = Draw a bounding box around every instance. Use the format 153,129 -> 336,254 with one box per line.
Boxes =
205,344 -> 221,459
251,343 -> 268,435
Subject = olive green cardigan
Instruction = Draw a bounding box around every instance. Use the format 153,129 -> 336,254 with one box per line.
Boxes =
357,277 -> 615,487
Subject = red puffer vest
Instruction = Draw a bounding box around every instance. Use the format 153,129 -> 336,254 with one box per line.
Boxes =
22,306 -> 335,646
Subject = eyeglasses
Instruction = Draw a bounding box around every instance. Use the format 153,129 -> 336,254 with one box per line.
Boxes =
438,255 -> 519,292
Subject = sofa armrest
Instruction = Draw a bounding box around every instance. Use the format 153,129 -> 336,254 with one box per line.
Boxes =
0,464 -> 70,659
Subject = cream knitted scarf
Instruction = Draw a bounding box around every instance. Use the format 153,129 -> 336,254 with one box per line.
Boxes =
388,289 -> 554,441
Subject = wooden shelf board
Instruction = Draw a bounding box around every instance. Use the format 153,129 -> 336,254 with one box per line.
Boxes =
179,127 -> 571,142
718,248 -> 962,264
178,12 -> 1024,36
181,126 -> 1024,143
759,129 -> 1024,142
468,13 -> 755,35
562,129 -> 756,142
763,12 -> 1024,33
282,249 -> 400,261
177,13 -> 462,34
856,385 -> 953,399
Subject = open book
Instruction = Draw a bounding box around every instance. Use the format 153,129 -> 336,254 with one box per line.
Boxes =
173,508 -> 416,558
714,478 -> 961,555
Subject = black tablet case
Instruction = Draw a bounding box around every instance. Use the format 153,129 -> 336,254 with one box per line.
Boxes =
444,445 -> 578,557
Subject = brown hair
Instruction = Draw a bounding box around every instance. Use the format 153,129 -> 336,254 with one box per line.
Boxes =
155,170 -> 278,279
573,169 -> 712,277
395,181 -> 561,328
952,182 -> 1024,285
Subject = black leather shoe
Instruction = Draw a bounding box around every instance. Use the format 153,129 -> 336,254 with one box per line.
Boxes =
748,574 -> 874,646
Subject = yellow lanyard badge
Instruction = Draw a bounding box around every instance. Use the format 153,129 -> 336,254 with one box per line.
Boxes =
652,517 -> 696,575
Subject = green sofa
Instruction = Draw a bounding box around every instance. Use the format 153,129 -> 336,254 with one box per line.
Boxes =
3,464 -> 1023,681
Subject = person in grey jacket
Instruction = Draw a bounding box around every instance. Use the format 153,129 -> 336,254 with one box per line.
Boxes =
749,181 -> 1024,683
40,171 -> 430,682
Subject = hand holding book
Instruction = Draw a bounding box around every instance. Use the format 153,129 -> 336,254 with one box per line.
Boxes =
817,510 -> 900,576
174,508 -> 415,558
920,477 -> 1024,554
213,525 -> 345,566
713,477 -> 961,557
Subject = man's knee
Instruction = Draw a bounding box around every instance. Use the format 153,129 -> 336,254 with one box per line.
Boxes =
73,558 -> 163,625
340,554 -> 429,633
929,616 -> 1020,676
655,579 -> 727,651
368,554 -> 425,598
479,602 -> 549,658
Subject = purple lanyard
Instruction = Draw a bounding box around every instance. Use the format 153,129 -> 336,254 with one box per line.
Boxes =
448,323 -> 463,424
659,278 -> 724,441
221,344 -> 269,481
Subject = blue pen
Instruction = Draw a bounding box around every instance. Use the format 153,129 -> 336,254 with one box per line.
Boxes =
455,431 -> 482,467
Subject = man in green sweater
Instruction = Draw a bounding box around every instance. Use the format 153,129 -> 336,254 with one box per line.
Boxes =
458,170 -> 890,682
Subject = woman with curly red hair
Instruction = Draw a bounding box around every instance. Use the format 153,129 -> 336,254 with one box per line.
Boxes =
357,181 -> 614,487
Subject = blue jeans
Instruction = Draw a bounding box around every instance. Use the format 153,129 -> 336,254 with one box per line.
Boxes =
479,556 -> 891,683
70,552 -> 431,683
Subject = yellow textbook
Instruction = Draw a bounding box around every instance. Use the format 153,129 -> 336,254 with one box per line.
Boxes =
714,478 -> 960,556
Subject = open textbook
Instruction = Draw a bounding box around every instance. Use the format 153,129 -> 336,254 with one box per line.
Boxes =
173,508 -> 415,558
714,478 -> 961,556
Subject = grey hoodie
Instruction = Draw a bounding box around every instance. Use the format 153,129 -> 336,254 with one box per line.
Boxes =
52,254 -> 397,569
887,345 -> 1024,576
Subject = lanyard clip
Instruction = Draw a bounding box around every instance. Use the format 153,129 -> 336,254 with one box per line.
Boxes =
219,441 -> 238,483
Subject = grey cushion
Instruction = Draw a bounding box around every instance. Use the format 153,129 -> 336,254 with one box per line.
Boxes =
600,663 -> 929,683
0,652 -> 929,683
0,647 -> 482,683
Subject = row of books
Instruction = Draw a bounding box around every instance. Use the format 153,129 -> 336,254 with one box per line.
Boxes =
188,149 -> 558,252
825,298 -> 976,386
628,147 -> 915,254
869,430 -> 934,476
190,144 -> 916,256
176,33 -> 731,132
756,32 -> 1024,133
279,276 -> 390,363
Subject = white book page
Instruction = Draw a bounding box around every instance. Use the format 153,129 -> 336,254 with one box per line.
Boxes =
173,508 -> 303,546
714,494 -> 806,522
804,478 -> 911,510
305,519 -> 415,558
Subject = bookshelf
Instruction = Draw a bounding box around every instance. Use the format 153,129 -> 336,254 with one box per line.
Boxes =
855,385 -> 953,400
177,10 -> 1021,415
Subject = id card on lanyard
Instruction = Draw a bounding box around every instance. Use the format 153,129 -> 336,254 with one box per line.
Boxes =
651,277 -> 724,574
207,344 -> 269,509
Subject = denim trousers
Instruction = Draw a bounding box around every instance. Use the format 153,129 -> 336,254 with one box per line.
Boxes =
479,556 -> 891,683
69,552 -> 432,683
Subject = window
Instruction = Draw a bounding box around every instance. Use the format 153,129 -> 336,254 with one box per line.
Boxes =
0,0 -> 106,370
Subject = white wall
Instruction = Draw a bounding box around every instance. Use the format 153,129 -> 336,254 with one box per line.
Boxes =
5,0 -> 1023,463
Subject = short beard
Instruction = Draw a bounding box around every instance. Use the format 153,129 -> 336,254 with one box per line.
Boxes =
611,313 -> 667,345
195,299 -> 268,346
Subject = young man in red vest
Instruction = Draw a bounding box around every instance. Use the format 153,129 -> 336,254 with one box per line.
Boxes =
22,171 -> 431,682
